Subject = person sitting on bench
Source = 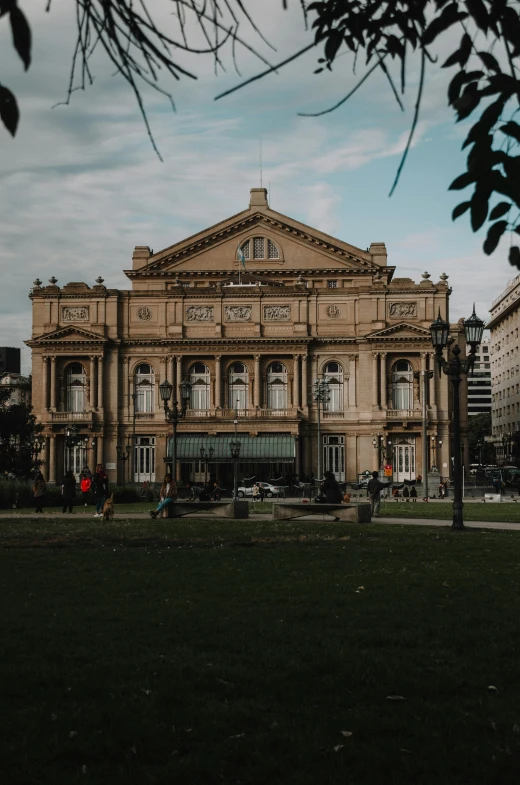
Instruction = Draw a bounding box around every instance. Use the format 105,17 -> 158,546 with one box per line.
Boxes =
149,474 -> 177,519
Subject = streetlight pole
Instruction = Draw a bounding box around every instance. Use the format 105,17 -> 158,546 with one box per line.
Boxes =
414,368 -> 434,498
313,378 -> 330,480
116,443 -> 131,485
230,402 -> 241,499
200,446 -> 214,485
131,391 -> 137,485
31,435 -> 45,476
159,377 -> 192,484
430,306 -> 485,530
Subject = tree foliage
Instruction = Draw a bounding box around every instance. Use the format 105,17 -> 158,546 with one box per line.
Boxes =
0,386 -> 43,478
466,411 -> 493,463
1,1 -> 520,264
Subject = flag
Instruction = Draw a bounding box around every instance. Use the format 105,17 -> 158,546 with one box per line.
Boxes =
237,245 -> 246,270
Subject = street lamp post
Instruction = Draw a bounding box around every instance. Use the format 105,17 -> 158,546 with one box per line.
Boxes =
414,367 -> 435,498
131,391 -> 137,485
313,377 -> 330,481
200,446 -> 214,485
229,401 -> 241,499
159,378 -> 192,483
372,434 -> 384,471
31,434 -> 45,476
430,306 -> 485,530
116,443 -> 132,485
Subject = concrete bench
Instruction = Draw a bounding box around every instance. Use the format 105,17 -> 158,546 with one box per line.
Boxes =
273,502 -> 371,523
483,494 -> 502,503
162,500 -> 249,519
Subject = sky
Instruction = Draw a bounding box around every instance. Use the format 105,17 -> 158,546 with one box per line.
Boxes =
0,1 -> 514,373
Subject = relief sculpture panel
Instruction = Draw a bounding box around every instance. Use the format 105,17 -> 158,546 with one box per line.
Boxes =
224,305 -> 252,322
185,305 -> 214,322
62,306 -> 89,322
263,304 -> 291,322
388,302 -> 417,318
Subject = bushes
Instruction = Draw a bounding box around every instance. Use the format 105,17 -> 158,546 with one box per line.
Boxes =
0,480 -> 142,509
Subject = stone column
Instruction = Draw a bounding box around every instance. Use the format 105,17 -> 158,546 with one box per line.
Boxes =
176,356 -> 182,402
293,355 -> 300,409
301,354 -> 308,408
380,353 -> 387,409
89,355 -> 97,409
348,355 -> 357,408
254,355 -> 261,408
420,352 -> 427,372
42,356 -> 49,410
123,357 -> 129,422
215,355 -> 221,408
429,353 -> 436,407
171,356 -> 176,389
96,436 -> 103,467
49,434 -> 56,484
50,357 -> 57,411
97,356 -> 104,411
372,353 -> 379,407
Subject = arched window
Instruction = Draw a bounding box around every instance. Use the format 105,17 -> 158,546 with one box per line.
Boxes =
66,362 -> 86,412
135,363 -> 155,413
239,237 -> 280,261
189,362 -> 210,411
392,360 -> 413,410
267,362 -> 288,409
229,362 -> 248,410
323,362 -> 344,412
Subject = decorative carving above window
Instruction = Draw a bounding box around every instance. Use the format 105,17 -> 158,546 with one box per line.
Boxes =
264,304 -> 290,321
137,306 -> 152,321
186,305 -> 214,322
224,305 -> 252,322
62,306 -> 89,322
389,302 -> 417,318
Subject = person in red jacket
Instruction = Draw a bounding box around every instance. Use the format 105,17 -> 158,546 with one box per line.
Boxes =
80,472 -> 92,506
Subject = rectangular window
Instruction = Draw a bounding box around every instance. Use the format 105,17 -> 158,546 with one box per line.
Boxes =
327,280 -> 338,289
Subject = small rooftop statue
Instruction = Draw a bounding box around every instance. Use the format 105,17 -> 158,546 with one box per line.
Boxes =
48,276 -> 58,285
421,271 -> 431,280
95,276 -> 105,285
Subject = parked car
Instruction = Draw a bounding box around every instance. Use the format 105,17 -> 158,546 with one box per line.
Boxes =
236,482 -> 281,498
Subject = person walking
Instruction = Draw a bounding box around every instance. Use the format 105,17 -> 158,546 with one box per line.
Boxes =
410,486 -> 417,502
211,481 -> 222,501
93,464 -> 110,518
61,470 -> 77,514
149,474 -> 177,519
252,483 -> 260,503
367,471 -> 385,517
33,472 -> 47,513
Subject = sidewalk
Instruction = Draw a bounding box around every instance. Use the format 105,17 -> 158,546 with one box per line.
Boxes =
0,509 -> 519,531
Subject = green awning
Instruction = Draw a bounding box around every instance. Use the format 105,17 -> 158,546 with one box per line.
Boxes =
167,435 -> 296,463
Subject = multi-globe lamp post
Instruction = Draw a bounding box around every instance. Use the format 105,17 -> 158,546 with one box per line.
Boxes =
159,378 -> 192,481
313,377 -> 330,481
429,306 -> 485,530
230,401 -> 241,500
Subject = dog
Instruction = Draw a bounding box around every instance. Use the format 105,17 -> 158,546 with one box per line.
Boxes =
102,494 -> 114,522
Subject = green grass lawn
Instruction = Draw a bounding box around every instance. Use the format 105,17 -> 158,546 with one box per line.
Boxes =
379,500 -> 520,522
1,518 -> 520,784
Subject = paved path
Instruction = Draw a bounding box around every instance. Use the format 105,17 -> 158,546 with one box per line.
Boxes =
0,510 -> 519,531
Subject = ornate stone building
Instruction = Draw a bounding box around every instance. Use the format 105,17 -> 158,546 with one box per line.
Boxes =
27,188 -> 456,486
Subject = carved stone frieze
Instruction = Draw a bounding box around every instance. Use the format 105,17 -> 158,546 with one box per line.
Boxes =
224,305 -> 252,322
388,302 -> 417,318
62,306 -> 89,322
186,305 -> 214,322
263,304 -> 290,321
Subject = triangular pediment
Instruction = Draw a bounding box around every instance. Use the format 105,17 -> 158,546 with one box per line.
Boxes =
125,205 -> 383,279
367,322 -> 432,341
26,326 -> 107,346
